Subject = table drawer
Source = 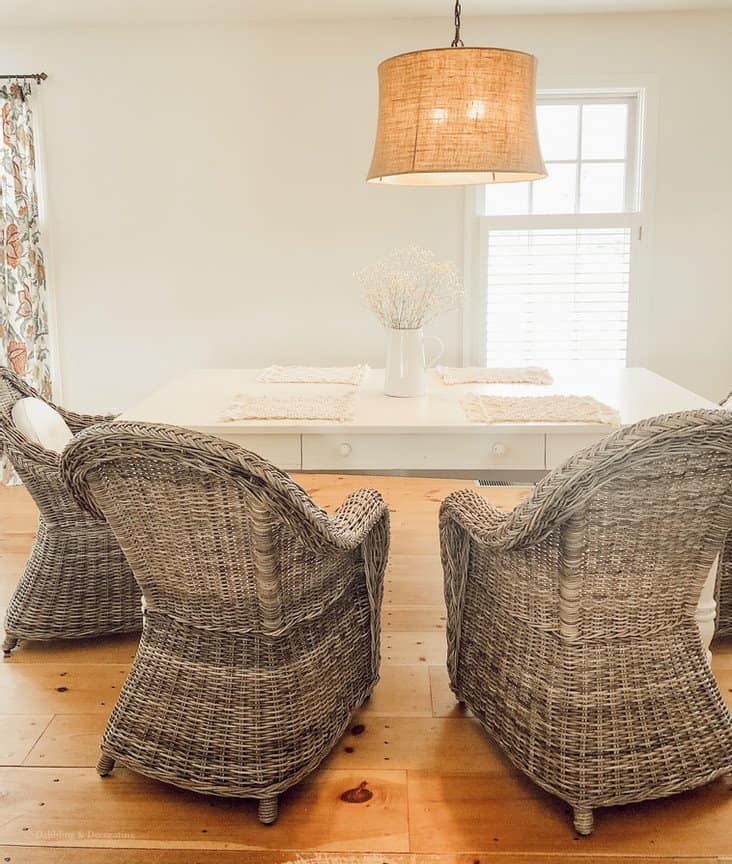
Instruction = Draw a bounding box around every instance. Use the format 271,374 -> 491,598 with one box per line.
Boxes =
215,433 -> 301,470
302,433 -> 545,471
546,433 -> 609,469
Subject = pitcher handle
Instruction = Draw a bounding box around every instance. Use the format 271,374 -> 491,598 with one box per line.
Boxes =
423,335 -> 444,368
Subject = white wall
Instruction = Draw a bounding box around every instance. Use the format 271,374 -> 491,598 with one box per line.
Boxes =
0,10 -> 730,410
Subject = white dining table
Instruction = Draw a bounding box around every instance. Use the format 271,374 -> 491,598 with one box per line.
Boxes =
119,362 -> 721,653
119,363 -> 716,473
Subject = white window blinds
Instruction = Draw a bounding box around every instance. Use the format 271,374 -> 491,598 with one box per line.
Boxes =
484,227 -> 631,364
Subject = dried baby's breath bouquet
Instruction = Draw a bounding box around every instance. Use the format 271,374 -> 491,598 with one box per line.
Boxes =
356,246 -> 463,330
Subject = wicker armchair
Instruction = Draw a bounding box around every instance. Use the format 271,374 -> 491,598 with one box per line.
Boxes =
0,367 -> 140,653
440,410 -> 732,836
60,420 -> 389,824
717,390 -> 732,637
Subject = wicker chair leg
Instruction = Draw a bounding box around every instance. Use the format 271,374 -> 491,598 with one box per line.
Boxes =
97,753 -> 116,777
258,796 -> 279,825
2,634 -> 18,655
573,806 -> 594,836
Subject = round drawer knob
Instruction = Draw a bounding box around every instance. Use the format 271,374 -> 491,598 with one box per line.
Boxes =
492,442 -> 507,457
338,442 -> 352,457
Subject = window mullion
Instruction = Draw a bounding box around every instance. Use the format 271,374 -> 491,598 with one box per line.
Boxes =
575,106 -> 583,213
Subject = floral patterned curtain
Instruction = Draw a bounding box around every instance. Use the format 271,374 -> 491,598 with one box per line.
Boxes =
0,81 -> 52,483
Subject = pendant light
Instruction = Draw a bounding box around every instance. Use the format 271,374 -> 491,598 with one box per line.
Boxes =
367,1 -> 546,186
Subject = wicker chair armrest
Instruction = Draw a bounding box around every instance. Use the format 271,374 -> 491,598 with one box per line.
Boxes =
328,488 -> 390,550
439,488 -> 512,544
441,492 -> 562,682
211,447 -> 388,553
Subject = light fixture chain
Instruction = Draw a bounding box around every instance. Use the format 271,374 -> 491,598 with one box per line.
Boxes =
451,0 -> 464,47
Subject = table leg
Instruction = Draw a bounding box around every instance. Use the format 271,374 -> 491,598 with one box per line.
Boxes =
696,555 -> 719,663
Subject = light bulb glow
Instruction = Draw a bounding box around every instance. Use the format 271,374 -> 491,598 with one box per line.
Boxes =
467,100 -> 486,120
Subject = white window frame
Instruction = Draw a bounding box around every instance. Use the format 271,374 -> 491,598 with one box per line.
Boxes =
462,83 -> 657,369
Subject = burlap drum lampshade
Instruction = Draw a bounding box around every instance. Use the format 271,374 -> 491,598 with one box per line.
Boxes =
367,45 -> 546,187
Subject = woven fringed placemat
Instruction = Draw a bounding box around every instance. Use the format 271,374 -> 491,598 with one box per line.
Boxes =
257,365 -> 371,385
436,366 -> 553,385
461,394 -> 621,425
222,392 -> 357,422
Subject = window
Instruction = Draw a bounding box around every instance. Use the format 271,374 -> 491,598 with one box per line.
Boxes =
468,92 -> 644,366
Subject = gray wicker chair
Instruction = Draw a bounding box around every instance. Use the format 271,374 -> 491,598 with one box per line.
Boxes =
60,420 -> 389,824
717,390 -> 732,637
440,409 -> 732,836
0,367 -> 140,653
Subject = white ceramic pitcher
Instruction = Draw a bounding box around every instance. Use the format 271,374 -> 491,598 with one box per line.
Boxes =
384,327 -> 444,398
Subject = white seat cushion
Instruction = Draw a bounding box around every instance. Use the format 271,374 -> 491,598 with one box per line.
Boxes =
11,397 -> 74,454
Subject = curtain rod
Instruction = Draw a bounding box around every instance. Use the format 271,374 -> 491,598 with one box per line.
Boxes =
0,73 -> 47,84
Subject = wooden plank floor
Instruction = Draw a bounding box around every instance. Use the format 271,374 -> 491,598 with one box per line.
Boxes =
1,477 -> 731,864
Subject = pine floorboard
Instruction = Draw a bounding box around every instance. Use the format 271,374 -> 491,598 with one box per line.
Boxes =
1,479 -> 731,861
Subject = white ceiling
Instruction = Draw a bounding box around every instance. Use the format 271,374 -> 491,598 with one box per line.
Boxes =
1,0 -> 730,25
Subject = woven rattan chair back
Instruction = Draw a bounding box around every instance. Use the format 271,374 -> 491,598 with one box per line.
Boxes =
61,420 -> 389,823
63,422 -> 374,635
0,366 -> 140,651
440,409 -> 732,835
